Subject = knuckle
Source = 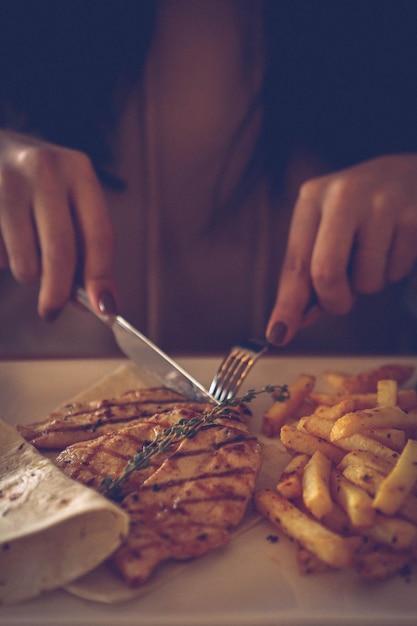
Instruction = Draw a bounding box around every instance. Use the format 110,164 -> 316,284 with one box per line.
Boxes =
282,252 -> 310,280
17,145 -> 62,180
298,177 -> 322,203
310,260 -> 349,309
366,192 -> 392,224
312,266 -> 343,291
299,174 -> 349,206
325,177 -> 352,208
67,149 -> 95,177
298,175 -> 355,220
10,256 -> 39,284
16,144 -> 92,181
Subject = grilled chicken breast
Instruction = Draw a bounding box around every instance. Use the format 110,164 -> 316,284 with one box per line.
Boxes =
55,404 -> 261,586
115,424 -> 261,585
19,387 -> 261,587
17,387 -> 213,450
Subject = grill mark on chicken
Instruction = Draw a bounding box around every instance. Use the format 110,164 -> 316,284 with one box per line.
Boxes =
141,466 -> 255,496
61,388 -> 186,415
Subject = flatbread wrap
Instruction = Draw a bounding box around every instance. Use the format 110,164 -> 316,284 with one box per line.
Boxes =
0,419 -> 129,605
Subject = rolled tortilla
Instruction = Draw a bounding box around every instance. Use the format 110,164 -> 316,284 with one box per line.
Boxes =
0,419 -> 129,605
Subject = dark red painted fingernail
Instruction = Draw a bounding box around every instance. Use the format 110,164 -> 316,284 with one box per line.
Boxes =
44,308 -> 61,322
267,321 -> 288,346
98,290 -> 117,315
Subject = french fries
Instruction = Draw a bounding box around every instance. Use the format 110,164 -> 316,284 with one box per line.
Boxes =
308,389 -> 417,411
330,432 -> 400,463
338,449 -> 395,475
254,489 -> 356,569
276,454 -> 309,499
323,364 -> 414,394
330,406 -> 417,441
280,423 -> 345,464
330,469 -> 375,527
297,413 -> 401,463
377,379 -> 398,407
262,374 -> 315,437
362,513 -> 417,551
302,451 -> 333,519
355,547 -> 411,580
256,362 -> 417,581
361,428 -> 405,452
341,462 -> 417,525
373,439 -> 417,515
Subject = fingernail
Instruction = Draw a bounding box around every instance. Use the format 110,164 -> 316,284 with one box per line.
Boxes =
44,308 -> 61,322
98,290 -> 117,315
267,321 -> 288,346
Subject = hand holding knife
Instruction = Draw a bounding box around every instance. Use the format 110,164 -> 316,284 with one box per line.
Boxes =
74,287 -> 216,404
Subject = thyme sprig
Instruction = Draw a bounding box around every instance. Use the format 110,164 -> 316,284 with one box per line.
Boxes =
100,384 -> 289,501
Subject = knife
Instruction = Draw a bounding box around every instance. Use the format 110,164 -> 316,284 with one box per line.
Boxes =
74,287 -> 216,404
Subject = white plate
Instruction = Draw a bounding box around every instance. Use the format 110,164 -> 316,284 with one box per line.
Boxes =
1,355 -> 417,626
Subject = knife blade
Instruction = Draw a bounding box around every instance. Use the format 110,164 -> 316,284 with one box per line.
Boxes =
74,287 -> 216,404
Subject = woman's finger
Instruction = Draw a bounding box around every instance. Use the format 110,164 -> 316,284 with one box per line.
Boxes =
33,179 -> 77,320
69,152 -> 117,313
308,179 -> 358,315
350,200 -> 394,294
0,167 -> 40,284
266,187 -> 321,345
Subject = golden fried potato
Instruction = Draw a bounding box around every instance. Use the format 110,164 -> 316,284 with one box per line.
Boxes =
342,463 -> 417,526
302,451 -> 333,519
373,439 -> 417,515
280,424 -> 345,465
361,513 -> 417,551
276,454 -> 309,499
338,449 -> 394,474
377,379 -> 398,407
309,390 -> 417,411
330,470 -> 375,528
254,489 -> 357,569
354,547 -> 411,580
330,406 -> 415,441
323,364 -> 414,394
262,374 -> 315,437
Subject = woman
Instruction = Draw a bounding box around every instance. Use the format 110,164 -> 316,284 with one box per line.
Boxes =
0,0 -> 416,356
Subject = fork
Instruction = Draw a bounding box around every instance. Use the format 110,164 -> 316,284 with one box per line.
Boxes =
209,338 -> 268,403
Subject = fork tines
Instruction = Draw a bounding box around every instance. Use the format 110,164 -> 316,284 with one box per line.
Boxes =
209,338 -> 268,403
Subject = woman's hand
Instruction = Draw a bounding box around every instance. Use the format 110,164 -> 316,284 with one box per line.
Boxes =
0,130 -> 116,319
267,154 -> 417,345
